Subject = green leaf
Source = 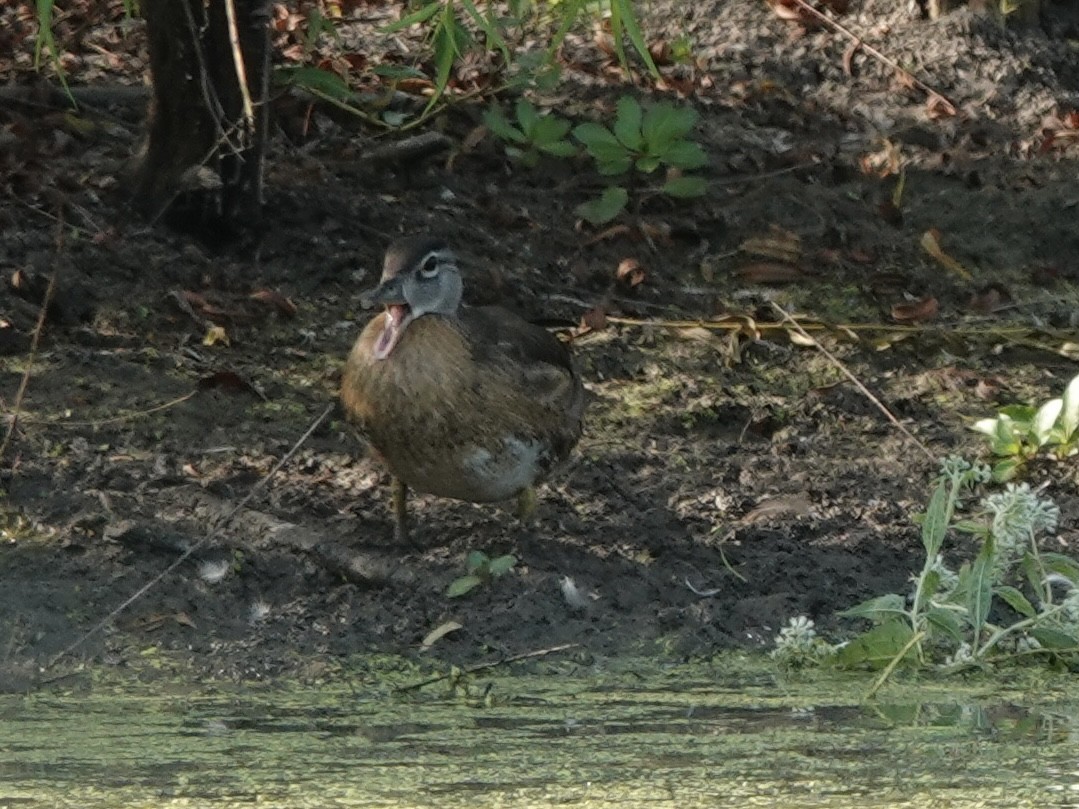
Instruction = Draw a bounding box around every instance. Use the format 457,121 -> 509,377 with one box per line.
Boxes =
488,554 -> 517,577
1060,373 -> 1079,440
613,96 -> 643,150
515,98 -> 540,138
1041,552 -> 1079,585
576,186 -> 629,225
661,175 -> 707,198
838,593 -> 906,621
924,607 -> 965,642
994,585 -> 1036,618
661,140 -> 709,170
1033,398 -> 1063,445
833,619 -> 916,670
635,154 -> 661,173
539,140 -> 578,158
544,0 -> 586,62
574,123 -> 632,174
964,543 -> 995,633
531,114 -> 572,147
465,550 -> 489,574
446,575 -> 483,598
998,404 -> 1036,426
921,479 -> 949,557
381,1 -> 441,33
276,66 -> 352,101
460,0 -> 509,60
991,457 -> 1022,482
641,103 -> 698,154
1030,627 -> 1079,651
916,569 -> 942,610
612,0 -> 659,77
991,415 -> 1022,456
971,417 -> 998,437
430,16 -> 458,105
483,105 -> 527,144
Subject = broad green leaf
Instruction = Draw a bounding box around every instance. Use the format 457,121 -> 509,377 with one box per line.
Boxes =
381,1 -> 441,33
994,585 -> 1036,618
488,554 -> 517,577
483,105 -> 527,144
576,186 -> 629,225
612,0 -> 659,77
921,479 -> 949,557
1060,373 -> 1079,439
998,404 -> 1036,426
661,175 -> 707,198
838,593 -> 906,621
925,607 -> 965,642
964,542 -> 994,632
1030,627 -> 1079,651
515,98 -> 540,138
446,575 -> 483,598
991,457 -> 1021,482
991,415 -> 1021,456
971,417 -> 998,436
641,103 -> 698,153
574,123 -> 632,174
661,140 -> 709,170
1032,397 -> 1063,444
834,619 -> 916,670
1041,552 -> 1079,585
916,569 -> 942,610
276,66 -> 352,101
531,114 -> 572,147
613,96 -> 643,150
539,140 -> 578,158
465,549 -> 489,574
635,154 -> 661,173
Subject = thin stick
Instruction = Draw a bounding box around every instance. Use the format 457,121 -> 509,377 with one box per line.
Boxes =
771,301 -> 935,461
790,0 -> 956,115
45,402 -> 334,670
223,0 -> 256,131
395,643 -> 580,692
0,275 -> 56,468
866,630 -> 926,700
14,390 -> 198,428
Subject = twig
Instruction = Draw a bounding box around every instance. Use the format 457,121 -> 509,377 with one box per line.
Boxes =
223,0 -> 256,131
44,402 -> 334,670
0,278 -> 56,470
865,630 -> 926,699
395,642 -> 580,692
13,390 -> 199,428
790,0 -> 956,115
771,301 -> 935,461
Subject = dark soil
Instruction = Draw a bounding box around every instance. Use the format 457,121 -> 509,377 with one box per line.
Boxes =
1,0 -> 1078,685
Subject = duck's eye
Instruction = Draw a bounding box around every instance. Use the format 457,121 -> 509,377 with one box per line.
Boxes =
419,254 -> 440,279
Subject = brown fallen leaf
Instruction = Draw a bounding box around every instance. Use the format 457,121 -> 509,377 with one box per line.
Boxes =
735,262 -> 807,284
743,493 -> 814,523
578,305 -> 608,335
891,296 -> 939,323
616,258 -> 645,289
250,288 -> 298,317
967,284 -> 1011,315
740,226 -> 802,263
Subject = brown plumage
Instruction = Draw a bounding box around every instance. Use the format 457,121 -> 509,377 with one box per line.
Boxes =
341,236 -> 585,541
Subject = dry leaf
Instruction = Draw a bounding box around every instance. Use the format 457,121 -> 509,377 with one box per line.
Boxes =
250,288 -> 298,317
743,493 -> 814,523
421,620 -> 462,649
203,325 -> 230,346
616,258 -> 645,288
740,226 -> 802,263
967,285 -> 1011,315
891,296 -> 939,323
920,228 -> 972,281
735,262 -> 806,284
578,306 -> 608,334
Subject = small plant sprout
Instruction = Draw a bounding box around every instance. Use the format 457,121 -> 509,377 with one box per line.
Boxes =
972,372 -> 1079,480
573,96 -> 708,224
446,550 -> 517,598
484,99 -> 576,167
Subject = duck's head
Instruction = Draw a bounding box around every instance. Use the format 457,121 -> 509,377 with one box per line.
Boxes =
361,236 -> 463,360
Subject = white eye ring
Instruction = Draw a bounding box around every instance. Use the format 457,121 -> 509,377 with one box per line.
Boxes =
419,254 -> 440,278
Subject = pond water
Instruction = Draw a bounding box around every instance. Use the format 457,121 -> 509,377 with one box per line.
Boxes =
1,660 -> 1077,808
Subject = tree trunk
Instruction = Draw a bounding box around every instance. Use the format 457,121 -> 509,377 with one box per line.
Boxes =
134,0 -> 271,240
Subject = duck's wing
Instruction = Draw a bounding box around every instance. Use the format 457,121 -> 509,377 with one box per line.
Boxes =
462,305 -> 585,422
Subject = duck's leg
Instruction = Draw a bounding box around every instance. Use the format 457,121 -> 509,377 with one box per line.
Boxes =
392,477 -> 409,543
515,485 -> 537,523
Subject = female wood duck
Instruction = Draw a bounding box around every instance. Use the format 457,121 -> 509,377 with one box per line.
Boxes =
341,236 -> 585,541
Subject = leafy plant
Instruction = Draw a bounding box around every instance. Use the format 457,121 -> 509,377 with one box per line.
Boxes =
972,372 -> 1079,481
573,96 -> 708,224
774,457 -> 1078,684
446,550 -> 517,598
484,99 -> 576,166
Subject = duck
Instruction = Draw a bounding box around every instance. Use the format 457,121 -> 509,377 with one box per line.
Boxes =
340,235 -> 585,542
